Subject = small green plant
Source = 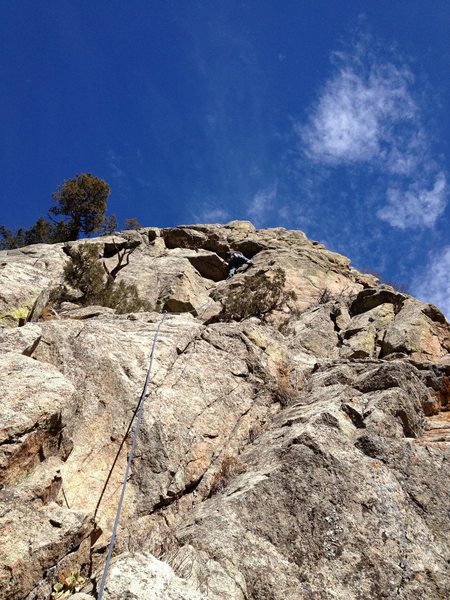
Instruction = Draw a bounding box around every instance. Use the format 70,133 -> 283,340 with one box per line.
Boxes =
221,268 -> 296,321
51,570 -> 85,599
57,243 -> 152,313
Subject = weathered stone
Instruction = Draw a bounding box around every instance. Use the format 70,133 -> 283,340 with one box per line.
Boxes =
0,263 -> 53,327
339,302 -> 396,359
0,243 -> 70,327
64,235 -> 134,259
340,326 -> 377,358
114,249 -> 215,314
0,353 -> 76,485
162,227 -> 209,250
421,412 -> 450,442
381,299 -> 443,361
333,303 -> 351,331
226,220 -> 256,232
59,305 -> 115,319
168,360 -> 448,600
102,552 -> 206,599
422,302 -> 448,324
346,302 -> 395,332
176,224 -> 230,256
0,222 -> 449,600
0,323 -> 42,355
283,304 -> 339,359
0,498 -> 92,600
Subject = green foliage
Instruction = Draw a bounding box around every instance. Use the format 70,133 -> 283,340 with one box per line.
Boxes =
124,217 -> 142,230
63,244 -> 105,304
51,570 -> 85,599
0,218 -> 55,249
50,173 -> 111,240
62,244 -> 152,313
100,213 -> 118,235
0,225 -> 20,250
221,268 -> 296,321
106,279 -> 153,314
0,173 -> 114,250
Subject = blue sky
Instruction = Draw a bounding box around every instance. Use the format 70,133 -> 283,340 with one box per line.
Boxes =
1,1 -> 449,315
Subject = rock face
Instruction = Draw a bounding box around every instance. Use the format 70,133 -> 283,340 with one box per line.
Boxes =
0,221 -> 449,600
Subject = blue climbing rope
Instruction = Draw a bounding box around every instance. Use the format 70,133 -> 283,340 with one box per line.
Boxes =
97,312 -> 167,600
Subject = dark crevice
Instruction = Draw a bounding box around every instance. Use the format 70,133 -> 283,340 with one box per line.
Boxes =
406,489 -> 426,513
148,475 -> 204,514
0,421 -> 42,447
395,410 -> 417,439
342,404 -> 366,429
329,311 -> 340,334
40,527 -> 94,588
354,435 -> 386,460
22,335 -> 42,357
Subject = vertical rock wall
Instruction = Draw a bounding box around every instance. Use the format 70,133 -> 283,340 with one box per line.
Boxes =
0,221 -> 449,599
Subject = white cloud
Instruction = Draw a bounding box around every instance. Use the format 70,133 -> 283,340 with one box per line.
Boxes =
247,186 -> 277,226
377,173 -> 447,229
298,42 -> 447,229
300,64 -> 416,169
412,245 -> 450,319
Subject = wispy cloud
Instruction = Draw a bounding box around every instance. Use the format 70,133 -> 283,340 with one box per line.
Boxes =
412,245 -> 450,318
107,149 -> 126,179
299,64 -> 416,169
298,38 -> 447,229
377,173 -> 447,229
246,185 -> 277,226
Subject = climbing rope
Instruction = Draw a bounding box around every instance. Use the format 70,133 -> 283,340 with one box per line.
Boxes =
93,302 -> 212,523
94,301 -> 215,598
97,312 -> 167,600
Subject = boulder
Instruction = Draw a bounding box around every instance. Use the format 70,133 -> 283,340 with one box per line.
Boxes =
381,300 -> 443,361
102,552 -> 206,599
161,227 -> 209,251
113,248 -> 215,314
0,323 -> 42,355
0,243 -> 69,327
284,304 -> 339,359
0,262 -> 54,327
166,248 -> 228,282
340,326 -> 377,358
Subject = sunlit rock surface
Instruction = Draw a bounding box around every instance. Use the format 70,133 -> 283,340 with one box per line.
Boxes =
1,222 -> 449,599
